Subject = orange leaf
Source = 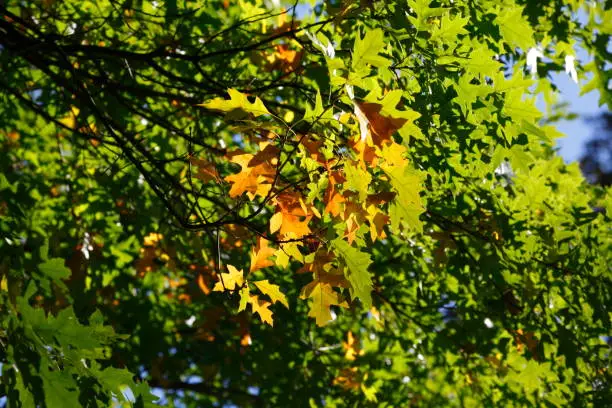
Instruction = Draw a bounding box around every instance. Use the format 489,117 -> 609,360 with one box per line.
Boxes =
366,207 -> 389,242
279,213 -> 312,238
248,141 -> 279,167
344,217 -> 360,245
265,44 -> 303,73
271,192 -> 313,238
343,331 -> 365,361
250,237 -> 276,272
350,139 -> 378,166
333,367 -> 361,391
197,274 -> 211,295
515,329 -> 539,359
224,149 -> 276,199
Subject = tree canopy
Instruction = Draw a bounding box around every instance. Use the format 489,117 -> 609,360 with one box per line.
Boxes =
0,0 -> 611,407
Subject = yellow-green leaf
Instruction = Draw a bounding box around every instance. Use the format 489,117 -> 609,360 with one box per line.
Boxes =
253,279 -> 289,308
198,88 -> 270,118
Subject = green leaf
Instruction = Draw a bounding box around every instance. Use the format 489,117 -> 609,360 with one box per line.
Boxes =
344,162 -> 371,202
383,165 -> 424,233
331,238 -> 373,307
41,365 -> 80,408
430,14 -> 469,42
352,28 -> 390,70
453,74 -> 492,115
408,0 -> 449,30
303,90 -> 333,123
38,258 -> 70,280
466,47 -> 503,78
502,89 -> 542,123
495,6 -> 534,50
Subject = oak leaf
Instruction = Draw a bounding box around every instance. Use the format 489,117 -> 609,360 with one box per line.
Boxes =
248,141 -> 279,167
248,295 -> 274,326
198,88 -> 270,118
212,265 -> 244,292
331,238 -> 373,307
344,162 -> 371,202
333,368 -> 361,391
296,250 -> 334,275
249,237 -> 275,272
253,280 -> 289,308
197,274 -> 211,295
357,102 -> 407,146
300,281 -> 348,326
224,153 -> 275,199
366,206 -> 389,242
190,157 -> 221,183
358,89 -> 422,144
278,214 -> 312,238
269,212 -> 283,234
270,192 -> 312,238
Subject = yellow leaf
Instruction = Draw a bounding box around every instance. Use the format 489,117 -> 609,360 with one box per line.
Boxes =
274,242 -> 302,267
143,232 -> 163,247
378,141 -> 408,168
270,212 -> 283,234
300,281 -> 348,326
248,294 -> 274,326
253,279 -> 288,308
283,110 -> 295,122
198,88 -> 270,117
366,206 -> 388,242
59,105 -> 80,129
212,265 -> 244,292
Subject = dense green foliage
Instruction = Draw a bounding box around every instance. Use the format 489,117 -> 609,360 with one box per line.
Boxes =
0,0 -> 610,406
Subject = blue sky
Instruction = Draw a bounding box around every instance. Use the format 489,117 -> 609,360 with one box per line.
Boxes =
549,68 -> 607,163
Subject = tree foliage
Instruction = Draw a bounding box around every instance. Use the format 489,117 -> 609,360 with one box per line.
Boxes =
0,0 -> 611,406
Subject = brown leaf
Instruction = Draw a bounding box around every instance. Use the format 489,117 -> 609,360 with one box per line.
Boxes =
357,102 -> 407,146
190,157 -> 221,183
